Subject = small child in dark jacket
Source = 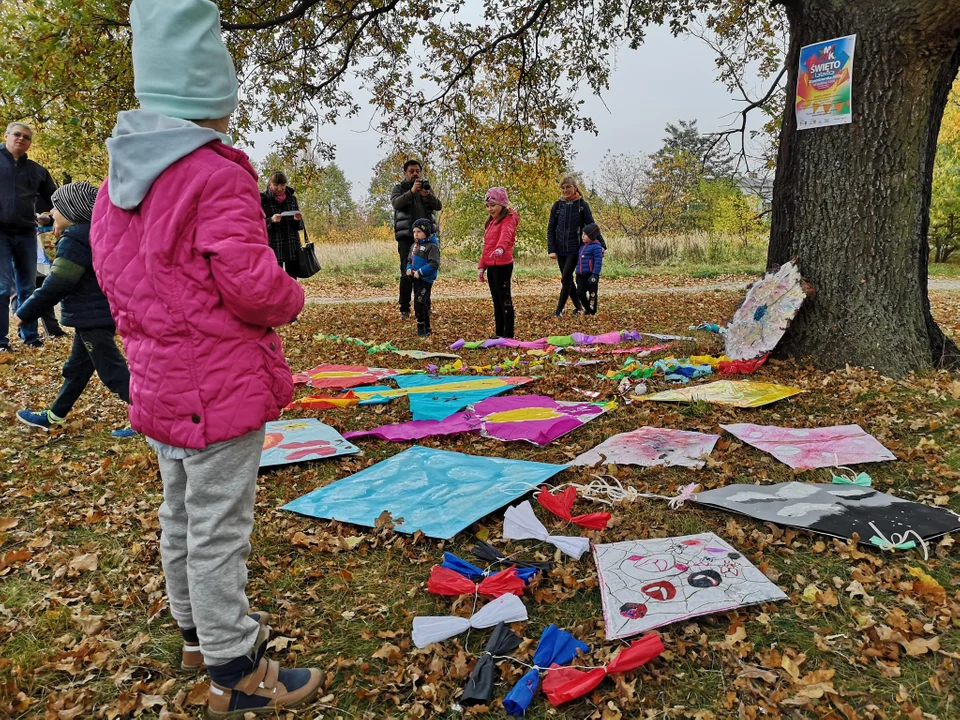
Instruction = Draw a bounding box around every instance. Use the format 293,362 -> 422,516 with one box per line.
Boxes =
406,218 -> 440,337
14,182 -> 133,437
576,222 -> 604,315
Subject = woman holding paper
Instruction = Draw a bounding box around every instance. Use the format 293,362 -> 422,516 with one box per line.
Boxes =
260,171 -> 304,277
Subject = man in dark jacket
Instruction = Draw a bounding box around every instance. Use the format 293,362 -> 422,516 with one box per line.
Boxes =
391,159 -> 441,317
1,122 -> 57,350
15,182 -> 132,436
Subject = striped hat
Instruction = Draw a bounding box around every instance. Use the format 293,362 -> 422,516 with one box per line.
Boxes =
51,182 -> 99,224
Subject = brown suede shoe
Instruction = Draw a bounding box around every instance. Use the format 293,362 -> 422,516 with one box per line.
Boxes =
182,612 -> 271,674
205,660 -> 324,718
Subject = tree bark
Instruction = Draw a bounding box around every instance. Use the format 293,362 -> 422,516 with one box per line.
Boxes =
768,0 -> 960,376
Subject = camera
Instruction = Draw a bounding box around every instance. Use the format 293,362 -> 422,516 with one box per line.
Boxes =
419,178 -> 431,192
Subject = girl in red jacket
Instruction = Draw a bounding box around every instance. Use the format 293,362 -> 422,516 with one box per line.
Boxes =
477,187 -> 518,338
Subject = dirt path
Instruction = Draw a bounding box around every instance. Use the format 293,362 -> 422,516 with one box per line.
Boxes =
306,277 -> 960,305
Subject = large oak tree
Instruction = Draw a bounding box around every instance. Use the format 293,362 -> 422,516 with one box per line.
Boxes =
3,0 -> 957,375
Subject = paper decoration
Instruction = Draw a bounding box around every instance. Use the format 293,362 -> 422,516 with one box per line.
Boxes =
571,427 -> 719,469
282,446 -> 566,539
471,541 -> 553,576
451,330 -> 678,352
260,419 -> 359,468
461,622 -> 523,706
797,35 -> 856,130
643,380 -> 803,408
721,423 -> 895,469
503,501 -> 591,559
693,482 -> 960,550
393,349 -> 461,360
412,593 -> 528,648
285,391 -> 361,411
594,533 -> 787,640
724,261 -> 809,361
503,625 -> 589,717
535,486 -> 611,530
291,363 -> 402,389
427,565 -> 527,598
542,633 -> 664,706
353,374 -> 536,421
345,395 -> 609,446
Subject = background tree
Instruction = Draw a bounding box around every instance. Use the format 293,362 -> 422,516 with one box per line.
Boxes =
930,78 -> 960,263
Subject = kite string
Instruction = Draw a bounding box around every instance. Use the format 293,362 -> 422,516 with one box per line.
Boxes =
563,476 -> 699,510
490,656 -> 608,672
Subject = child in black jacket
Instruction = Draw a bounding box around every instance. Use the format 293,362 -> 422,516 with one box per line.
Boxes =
14,182 -> 133,437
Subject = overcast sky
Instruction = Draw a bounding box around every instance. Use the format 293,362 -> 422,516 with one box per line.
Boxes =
245,25 -> 771,197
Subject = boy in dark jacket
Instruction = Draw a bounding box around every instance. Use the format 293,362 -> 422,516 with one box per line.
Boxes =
14,182 -> 133,437
576,222 -> 605,316
405,218 -> 440,337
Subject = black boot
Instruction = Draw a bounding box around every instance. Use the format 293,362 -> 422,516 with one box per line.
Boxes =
417,321 -> 427,337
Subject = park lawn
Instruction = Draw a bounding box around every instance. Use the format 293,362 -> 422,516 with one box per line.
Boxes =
1,288 -> 959,720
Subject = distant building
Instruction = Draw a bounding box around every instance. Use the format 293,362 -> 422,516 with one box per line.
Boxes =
736,172 -> 775,210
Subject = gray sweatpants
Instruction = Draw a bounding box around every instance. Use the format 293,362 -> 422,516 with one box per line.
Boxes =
155,426 -> 265,665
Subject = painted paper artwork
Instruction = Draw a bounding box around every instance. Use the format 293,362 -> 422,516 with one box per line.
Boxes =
724,261 -> 808,361
392,349 -> 461,360
291,363 -> 402,389
594,533 -> 787,640
721,423 -> 895,469
260,419 -> 360,468
282,446 -> 566,539
571,427 -> 720,469
643,380 -> 803,408
693,482 -> 960,548
345,395 -> 610,446
353,374 -> 536,421
796,35 -> 856,130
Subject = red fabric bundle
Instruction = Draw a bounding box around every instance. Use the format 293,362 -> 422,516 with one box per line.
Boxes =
426,565 -> 526,598
536,486 -> 611,530
541,633 -> 664,706
718,354 -> 769,375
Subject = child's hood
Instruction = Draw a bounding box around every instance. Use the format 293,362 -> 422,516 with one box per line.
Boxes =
106,110 -> 232,210
423,234 -> 439,246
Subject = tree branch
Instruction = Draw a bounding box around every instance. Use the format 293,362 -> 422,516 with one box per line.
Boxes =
221,0 -> 325,31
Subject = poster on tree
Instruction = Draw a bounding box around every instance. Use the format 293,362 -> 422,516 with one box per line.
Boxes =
796,35 -> 856,130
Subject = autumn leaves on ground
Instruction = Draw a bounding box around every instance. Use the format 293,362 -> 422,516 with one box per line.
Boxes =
2,281 -> 960,720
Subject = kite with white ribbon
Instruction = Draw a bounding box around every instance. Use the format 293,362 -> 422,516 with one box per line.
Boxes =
503,501 -> 591,559
412,593 -> 528,648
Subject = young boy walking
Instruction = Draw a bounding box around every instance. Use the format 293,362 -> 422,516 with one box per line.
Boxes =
406,218 -> 440,337
90,0 -> 318,716
14,182 -> 133,438
576,222 -> 605,315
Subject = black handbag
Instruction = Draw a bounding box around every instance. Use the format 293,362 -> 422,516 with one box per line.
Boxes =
296,225 -> 321,279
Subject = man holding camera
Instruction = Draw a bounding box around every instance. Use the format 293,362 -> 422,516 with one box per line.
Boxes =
391,159 -> 441,318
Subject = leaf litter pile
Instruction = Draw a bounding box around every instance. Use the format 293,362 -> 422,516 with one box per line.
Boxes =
1,288 -> 959,720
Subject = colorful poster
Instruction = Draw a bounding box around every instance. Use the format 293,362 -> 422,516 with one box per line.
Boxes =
796,35 -> 856,130
594,533 -> 787,640
282,446 -> 567,539
643,380 -> 803,408
571,427 -> 720,469
720,423 -> 896,469
260,419 -> 360,468
291,363 -> 403,390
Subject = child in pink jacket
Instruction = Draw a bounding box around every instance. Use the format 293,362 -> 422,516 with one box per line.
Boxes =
90,1 -> 321,716
477,187 -> 518,338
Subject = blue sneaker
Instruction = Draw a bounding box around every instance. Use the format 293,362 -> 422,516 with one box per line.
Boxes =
111,426 -> 137,439
16,409 -> 62,431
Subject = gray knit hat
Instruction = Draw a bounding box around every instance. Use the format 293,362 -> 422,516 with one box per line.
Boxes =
51,182 -> 99,224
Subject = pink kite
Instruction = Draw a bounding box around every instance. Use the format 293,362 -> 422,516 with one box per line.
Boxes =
720,423 -> 896,469
571,427 -> 720,469
344,395 -> 610,446
291,363 -> 402,390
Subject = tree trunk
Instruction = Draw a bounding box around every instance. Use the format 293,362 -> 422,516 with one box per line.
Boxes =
768,0 -> 960,376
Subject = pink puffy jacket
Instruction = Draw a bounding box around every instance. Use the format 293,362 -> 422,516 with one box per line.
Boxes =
90,142 -> 305,449
479,209 -> 518,269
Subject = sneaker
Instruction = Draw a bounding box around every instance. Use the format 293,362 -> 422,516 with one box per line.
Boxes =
24,339 -> 44,349
111,426 -> 138,439
16,409 -> 62,431
206,624 -> 323,718
553,310 -> 563,318
400,310 -> 411,319
182,612 -> 271,675
572,308 -> 583,316
0,346 -> 11,354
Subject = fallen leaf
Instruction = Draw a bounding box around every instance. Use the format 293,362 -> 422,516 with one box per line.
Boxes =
0,517 -> 18,531
68,553 -> 98,572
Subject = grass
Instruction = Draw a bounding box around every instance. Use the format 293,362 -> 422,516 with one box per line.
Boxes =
1,282 -> 959,719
